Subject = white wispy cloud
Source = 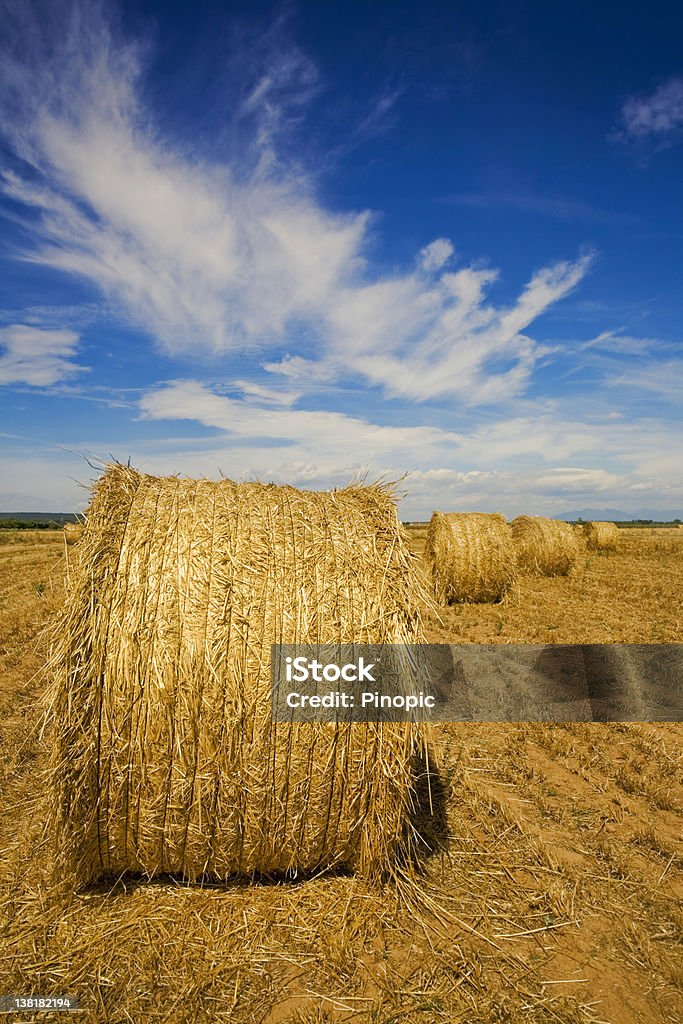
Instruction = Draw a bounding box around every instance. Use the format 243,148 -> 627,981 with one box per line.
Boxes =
0,323 -> 86,386
2,389 -> 681,515
238,31 -> 321,164
578,330 -> 665,355
0,0 -> 593,406
139,379 -> 460,464
609,360 -> 683,401
0,2 -> 367,353
316,254 -> 591,402
614,76 -> 683,145
0,302 -> 101,328
419,238 -> 454,272
231,379 -> 303,406
532,467 -> 621,492
353,87 -> 404,140
135,380 -> 682,512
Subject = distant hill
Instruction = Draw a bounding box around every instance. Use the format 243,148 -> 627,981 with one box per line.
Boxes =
555,508 -> 682,522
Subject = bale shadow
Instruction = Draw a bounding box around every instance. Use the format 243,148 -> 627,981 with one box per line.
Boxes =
407,744 -> 450,864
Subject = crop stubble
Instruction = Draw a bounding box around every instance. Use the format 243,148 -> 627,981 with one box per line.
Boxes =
0,529 -> 680,1023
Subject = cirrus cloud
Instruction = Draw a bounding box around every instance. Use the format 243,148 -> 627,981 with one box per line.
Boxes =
613,76 -> 683,147
0,323 -> 86,386
0,0 -> 592,407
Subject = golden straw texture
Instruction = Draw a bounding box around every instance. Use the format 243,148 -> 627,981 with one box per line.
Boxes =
47,465 -> 428,884
63,523 -> 84,545
424,511 -> 516,603
510,515 -> 578,576
584,521 -> 619,551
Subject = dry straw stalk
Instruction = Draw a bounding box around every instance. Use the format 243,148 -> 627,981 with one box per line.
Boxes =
63,523 -> 84,545
425,511 -> 516,604
583,520 -> 619,551
47,464 -> 429,885
510,515 -> 578,576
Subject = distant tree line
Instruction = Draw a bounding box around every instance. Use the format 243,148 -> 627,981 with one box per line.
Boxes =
613,520 -> 681,529
0,519 -> 63,530
0,513 -> 80,529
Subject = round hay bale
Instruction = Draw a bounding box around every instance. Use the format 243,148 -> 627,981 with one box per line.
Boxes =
510,515 -> 578,576
583,520 -> 619,551
63,522 -> 84,545
425,511 -> 516,603
48,464 -> 428,884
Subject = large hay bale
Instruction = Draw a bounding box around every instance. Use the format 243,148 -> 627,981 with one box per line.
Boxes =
48,464 -> 427,884
510,515 -> 578,576
584,521 -> 619,551
425,512 -> 516,603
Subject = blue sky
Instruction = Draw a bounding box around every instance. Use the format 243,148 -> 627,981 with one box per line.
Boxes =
0,0 -> 681,517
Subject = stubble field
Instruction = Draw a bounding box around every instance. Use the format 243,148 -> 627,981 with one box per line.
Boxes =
406,525 -> 683,645
0,528 -> 681,1023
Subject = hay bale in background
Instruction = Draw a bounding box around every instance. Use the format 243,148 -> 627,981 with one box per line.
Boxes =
425,511 -> 516,604
571,523 -> 587,551
63,523 -> 84,545
48,464 -> 427,885
511,515 -> 578,576
584,521 -> 619,551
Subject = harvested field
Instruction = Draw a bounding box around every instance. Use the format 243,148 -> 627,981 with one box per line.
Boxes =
408,525 -> 683,644
1,530 -> 681,1024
